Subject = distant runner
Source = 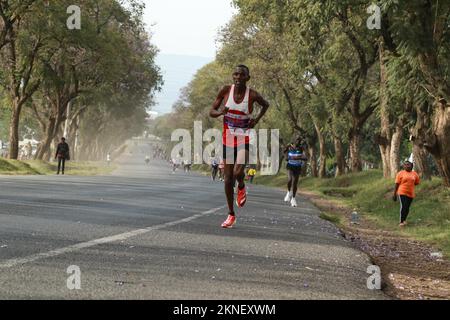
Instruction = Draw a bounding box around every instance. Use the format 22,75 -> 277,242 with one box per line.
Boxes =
211,157 -> 219,181
210,65 -> 270,228
145,155 -> 150,165
184,159 -> 192,173
172,158 -> 178,173
247,167 -> 256,184
284,140 -> 308,207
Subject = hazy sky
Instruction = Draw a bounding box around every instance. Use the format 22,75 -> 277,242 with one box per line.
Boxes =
143,0 -> 236,58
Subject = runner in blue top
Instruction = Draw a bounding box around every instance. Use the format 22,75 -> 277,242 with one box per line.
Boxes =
284,139 -> 308,207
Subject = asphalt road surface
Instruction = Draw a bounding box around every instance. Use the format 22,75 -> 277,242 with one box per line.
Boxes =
0,140 -> 388,299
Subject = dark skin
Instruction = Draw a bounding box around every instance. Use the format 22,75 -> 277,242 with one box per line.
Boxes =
210,67 -> 270,215
393,162 -> 414,202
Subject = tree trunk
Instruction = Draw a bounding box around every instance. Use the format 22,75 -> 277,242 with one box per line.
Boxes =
313,121 -> 327,178
431,102 -> 450,186
389,122 -> 403,178
8,98 -> 22,159
308,144 -> 318,178
349,127 -> 362,172
379,144 -> 391,178
412,100 -> 450,186
318,130 -> 326,179
333,135 -> 345,177
378,38 -> 392,178
36,117 -> 56,160
412,143 -> 432,180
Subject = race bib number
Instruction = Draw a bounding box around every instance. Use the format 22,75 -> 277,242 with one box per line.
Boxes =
227,128 -> 250,137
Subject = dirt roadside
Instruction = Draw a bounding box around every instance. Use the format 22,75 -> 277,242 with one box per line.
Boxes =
299,190 -> 450,300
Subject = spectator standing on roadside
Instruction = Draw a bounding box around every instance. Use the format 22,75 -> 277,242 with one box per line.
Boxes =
55,137 -> 70,175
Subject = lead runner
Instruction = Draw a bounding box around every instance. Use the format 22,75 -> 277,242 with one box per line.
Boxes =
209,65 -> 270,228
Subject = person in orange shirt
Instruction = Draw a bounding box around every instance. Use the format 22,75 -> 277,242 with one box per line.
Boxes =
393,161 -> 420,227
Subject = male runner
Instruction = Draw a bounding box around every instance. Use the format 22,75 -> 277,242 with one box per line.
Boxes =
210,65 -> 270,228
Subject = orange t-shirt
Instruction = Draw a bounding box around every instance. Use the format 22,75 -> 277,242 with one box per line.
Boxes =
395,170 -> 420,198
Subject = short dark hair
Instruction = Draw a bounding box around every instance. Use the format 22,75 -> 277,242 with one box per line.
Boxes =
237,64 -> 250,76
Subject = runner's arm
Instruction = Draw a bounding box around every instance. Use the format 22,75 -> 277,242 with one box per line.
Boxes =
250,91 -> 270,128
210,86 -> 230,118
393,183 -> 400,201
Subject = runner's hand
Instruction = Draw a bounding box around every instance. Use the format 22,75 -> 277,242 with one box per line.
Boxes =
392,194 -> 397,202
249,119 -> 257,128
221,107 -> 229,116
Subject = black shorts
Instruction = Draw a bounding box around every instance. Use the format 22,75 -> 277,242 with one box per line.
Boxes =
286,164 -> 302,175
223,144 -> 250,164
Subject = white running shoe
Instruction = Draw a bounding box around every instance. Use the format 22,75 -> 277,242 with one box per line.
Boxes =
284,191 -> 292,202
291,198 -> 298,207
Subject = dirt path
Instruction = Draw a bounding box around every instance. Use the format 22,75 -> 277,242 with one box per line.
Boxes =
299,190 -> 450,300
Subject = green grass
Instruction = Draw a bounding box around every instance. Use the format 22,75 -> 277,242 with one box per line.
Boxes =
253,169 -> 450,259
319,212 -> 342,224
0,158 -> 116,176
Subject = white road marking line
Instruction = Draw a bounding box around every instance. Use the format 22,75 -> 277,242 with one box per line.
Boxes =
0,205 -> 226,269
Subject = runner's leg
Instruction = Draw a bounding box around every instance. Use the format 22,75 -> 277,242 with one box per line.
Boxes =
224,164 -> 235,215
234,147 -> 249,189
292,171 -> 300,197
287,169 -> 293,192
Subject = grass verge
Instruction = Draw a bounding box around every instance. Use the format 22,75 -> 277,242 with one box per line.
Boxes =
0,158 -> 116,176
253,169 -> 450,259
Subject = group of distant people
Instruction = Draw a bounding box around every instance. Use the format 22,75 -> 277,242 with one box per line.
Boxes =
210,156 -> 257,184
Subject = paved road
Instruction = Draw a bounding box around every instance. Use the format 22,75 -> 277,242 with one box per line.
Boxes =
0,141 -> 387,299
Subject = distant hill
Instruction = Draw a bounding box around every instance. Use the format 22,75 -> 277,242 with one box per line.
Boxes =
152,54 -> 212,116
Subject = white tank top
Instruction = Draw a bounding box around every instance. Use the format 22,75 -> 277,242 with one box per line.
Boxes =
223,85 -> 252,143
225,85 -> 250,114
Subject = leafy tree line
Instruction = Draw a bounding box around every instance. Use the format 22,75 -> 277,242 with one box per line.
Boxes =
153,0 -> 450,186
0,0 -> 162,161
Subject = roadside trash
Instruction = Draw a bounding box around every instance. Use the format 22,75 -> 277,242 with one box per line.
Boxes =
430,252 -> 443,259
351,210 -> 360,225
0,245 -> 7,248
